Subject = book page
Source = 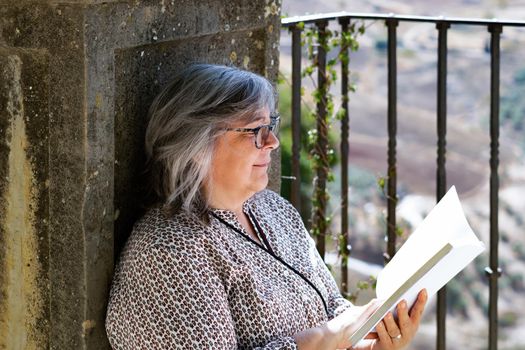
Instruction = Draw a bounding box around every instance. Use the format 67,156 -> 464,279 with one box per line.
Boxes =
376,186 -> 485,306
348,243 -> 453,346
349,186 -> 485,347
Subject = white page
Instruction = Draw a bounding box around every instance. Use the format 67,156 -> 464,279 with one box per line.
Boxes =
376,186 -> 485,303
350,186 -> 485,346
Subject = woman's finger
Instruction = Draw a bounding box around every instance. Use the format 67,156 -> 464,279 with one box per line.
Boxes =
364,332 -> 378,339
383,312 -> 401,338
363,298 -> 382,314
376,320 -> 394,349
409,289 -> 428,324
397,300 -> 412,336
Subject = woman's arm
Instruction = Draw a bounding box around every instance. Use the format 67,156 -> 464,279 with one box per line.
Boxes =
303,231 -> 354,319
106,243 -> 306,349
106,243 -> 238,348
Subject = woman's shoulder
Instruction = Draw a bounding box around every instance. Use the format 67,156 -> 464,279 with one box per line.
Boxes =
252,189 -> 300,216
252,188 -> 288,205
250,189 -> 306,236
124,207 -> 209,255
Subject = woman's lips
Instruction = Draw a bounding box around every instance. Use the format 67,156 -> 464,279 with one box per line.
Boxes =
253,162 -> 270,167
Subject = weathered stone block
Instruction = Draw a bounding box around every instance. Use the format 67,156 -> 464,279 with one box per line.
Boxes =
0,48 -> 51,350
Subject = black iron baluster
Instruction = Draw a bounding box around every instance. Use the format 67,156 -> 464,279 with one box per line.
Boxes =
339,17 -> 351,296
486,23 -> 503,350
312,20 -> 329,259
290,24 -> 303,212
436,20 -> 450,350
385,18 -> 398,264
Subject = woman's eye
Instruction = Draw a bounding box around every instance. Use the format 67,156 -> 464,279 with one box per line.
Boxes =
239,131 -> 254,138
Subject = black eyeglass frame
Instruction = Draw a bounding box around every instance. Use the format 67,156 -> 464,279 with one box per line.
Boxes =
223,113 -> 280,149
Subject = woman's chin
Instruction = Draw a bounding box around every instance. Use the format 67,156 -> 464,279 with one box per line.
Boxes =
250,173 -> 269,192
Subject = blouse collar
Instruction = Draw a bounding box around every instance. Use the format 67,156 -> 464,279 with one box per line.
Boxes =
209,192 -> 258,228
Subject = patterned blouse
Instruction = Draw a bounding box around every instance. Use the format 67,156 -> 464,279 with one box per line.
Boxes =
105,189 -> 353,349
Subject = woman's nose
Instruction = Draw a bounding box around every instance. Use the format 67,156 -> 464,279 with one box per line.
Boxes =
264,130 -> 280,150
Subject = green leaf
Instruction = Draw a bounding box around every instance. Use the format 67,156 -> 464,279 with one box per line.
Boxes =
357,281 -> 369,290
336,108 -> 347,121
377,177 -> 386,190
327,99 -> 334,115
304,66 -> 314,76
331,70 -> 338,82
370,275 -> 377,290
340,53 -> 349,66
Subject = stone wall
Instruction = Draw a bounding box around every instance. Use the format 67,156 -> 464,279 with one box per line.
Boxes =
0,0 -> 281,348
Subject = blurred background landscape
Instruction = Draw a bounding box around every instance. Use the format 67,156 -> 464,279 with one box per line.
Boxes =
278,1 -> 525,349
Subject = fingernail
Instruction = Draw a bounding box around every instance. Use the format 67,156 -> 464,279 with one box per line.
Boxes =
400,300 -> 407,309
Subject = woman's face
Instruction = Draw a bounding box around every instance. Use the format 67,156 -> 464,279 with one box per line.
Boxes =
207,107 -> 280,205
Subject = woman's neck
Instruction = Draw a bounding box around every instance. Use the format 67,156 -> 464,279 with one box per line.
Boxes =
206,186 -> 261,241
206,187 -> 254,216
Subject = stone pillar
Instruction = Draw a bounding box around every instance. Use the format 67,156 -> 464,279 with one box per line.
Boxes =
0,1 -> 281,348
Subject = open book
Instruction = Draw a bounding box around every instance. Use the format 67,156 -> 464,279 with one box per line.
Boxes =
349,186 -> 485,347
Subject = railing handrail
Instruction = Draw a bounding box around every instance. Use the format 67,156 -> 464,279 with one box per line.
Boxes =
282,11 -> 525,27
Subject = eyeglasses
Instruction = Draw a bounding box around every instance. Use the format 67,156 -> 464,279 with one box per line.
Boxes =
223,113 -> 280,149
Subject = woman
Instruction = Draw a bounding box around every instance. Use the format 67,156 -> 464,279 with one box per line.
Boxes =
105,64 -> 427,349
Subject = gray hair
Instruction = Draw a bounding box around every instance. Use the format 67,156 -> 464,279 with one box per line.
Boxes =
144,63 -> 276,223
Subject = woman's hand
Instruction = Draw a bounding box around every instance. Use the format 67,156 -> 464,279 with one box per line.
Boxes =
293,299 -> 381,350
324,298 -> 383,349
294,289 -> 427,350
365,289 -> 428,350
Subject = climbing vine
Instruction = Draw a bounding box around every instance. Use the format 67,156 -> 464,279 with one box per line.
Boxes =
296,19 -> 369,300
301,20 -> 365,240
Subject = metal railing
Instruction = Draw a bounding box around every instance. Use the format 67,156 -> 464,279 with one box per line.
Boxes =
281,12 -> 525,350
